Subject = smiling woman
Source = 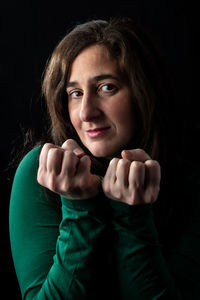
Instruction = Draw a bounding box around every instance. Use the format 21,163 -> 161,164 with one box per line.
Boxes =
66,44 -> 135,158
9,18 -> 200,300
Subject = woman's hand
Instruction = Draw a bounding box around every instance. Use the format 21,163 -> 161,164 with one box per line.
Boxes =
102,149 -> 161,205
37,139 -> 101,199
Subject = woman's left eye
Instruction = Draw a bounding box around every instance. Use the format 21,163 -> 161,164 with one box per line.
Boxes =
100,84 -> 116,93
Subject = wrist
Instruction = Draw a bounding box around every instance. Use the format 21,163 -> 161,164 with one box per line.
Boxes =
108,198 -> 153,218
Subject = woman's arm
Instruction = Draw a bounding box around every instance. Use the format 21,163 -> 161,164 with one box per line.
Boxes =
102,149 -> 181,299
103,149 -> 200,299
108,200 -> 182,299
9,146 -> 107,300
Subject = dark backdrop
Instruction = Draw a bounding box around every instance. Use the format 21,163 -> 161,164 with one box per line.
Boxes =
1,1 -> 198,298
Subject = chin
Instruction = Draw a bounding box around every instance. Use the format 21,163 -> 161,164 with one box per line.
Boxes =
88,145 -> 117,158
90,150 -> 109,158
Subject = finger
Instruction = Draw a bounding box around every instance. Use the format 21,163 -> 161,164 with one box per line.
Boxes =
76,155 -> 91,176
38,143 -> 55,185
144,160 -> 161,187
39,143 -> 57,171
102,158 -> 119,196
128,161 -> 145,190
115,159 -> 131,187
62,139 -> 85,158
106,158 -> 119,183
46,147 -> 64,174
121,149 -> 151,162
144,160 -> 161,203
60,150 -> 79,177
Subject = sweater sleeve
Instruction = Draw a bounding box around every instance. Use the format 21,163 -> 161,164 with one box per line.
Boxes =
9,147 -> 107,300
108,193 -> 200,300
108,200 -> 182,299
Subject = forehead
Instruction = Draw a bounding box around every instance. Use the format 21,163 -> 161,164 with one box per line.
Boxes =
68,44 -> 119,81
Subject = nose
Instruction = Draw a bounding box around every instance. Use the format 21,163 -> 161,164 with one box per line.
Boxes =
80,93 -> 101,122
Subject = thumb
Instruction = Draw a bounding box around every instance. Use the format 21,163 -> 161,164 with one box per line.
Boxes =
62,139 -> 85,158
121,149 -> 150,162
121,150 -> 133,160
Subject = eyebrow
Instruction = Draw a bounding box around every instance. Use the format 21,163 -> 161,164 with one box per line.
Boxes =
66,74 -> 120,89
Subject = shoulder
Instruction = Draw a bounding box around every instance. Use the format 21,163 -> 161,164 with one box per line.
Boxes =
10,146 -> 42,197
10,146 -> 42,204
10,145 -> 61,225
16,146 -> 42,177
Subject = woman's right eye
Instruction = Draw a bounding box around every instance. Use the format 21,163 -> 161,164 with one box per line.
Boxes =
68,90 -> 83,99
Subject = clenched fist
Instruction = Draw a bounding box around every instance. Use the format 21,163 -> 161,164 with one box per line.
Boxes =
37,139 -> 101,199
102,149 -> 161,205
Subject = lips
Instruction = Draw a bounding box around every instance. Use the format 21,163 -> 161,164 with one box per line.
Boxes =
86,126 -> 110,138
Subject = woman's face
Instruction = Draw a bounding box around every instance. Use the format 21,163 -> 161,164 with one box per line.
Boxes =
66,44 -> 135,158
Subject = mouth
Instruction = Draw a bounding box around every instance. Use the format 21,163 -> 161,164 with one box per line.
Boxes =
86,126 -> 111,138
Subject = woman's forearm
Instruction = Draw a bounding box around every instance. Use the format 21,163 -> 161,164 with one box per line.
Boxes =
109,200 -> 182,300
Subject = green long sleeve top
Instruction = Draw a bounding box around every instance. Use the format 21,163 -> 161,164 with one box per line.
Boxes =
9,146 -> 200,299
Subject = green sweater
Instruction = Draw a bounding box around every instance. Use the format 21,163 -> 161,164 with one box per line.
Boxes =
9,146 -> 200,299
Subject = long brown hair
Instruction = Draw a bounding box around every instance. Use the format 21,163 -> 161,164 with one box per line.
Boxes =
42,18 -> 172,172
19,18 -> 185,240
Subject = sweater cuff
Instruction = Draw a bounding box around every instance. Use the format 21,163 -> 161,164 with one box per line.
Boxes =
60,190 -> 106,212
108,198 -> 153,218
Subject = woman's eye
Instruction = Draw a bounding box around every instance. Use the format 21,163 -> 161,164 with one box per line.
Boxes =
69,91 -> 82,98
101,84 -> 116,92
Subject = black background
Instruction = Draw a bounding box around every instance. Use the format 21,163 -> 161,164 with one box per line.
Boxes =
1,0 -> 199,298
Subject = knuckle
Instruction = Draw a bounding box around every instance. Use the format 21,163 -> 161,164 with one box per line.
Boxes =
48,147 -> 57,156
64,149 -> 75,158
114,189 -> 122,200
110,157 -> 119,165
62,139 -> 71,148
77,176 -> 86,187
62,139 -> 78,150
145,159 -> 160,168
60,181 -> 71,193
145,160 -> 161,178
131,160 -> 144,169
67,138 -> 76,145
43,143 -> 54,151
119,158 -> 130,166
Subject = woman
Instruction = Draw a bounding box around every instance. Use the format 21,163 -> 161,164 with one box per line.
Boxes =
9,18 -> 200,299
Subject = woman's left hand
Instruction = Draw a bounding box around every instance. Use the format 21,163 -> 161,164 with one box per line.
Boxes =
102,149 -> 161,205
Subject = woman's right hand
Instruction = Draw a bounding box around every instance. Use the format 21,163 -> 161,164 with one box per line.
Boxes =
37,139 -> 101,200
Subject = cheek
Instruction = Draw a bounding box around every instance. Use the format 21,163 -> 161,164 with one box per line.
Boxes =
112,101 -> 134,129
68,106 -> 79,130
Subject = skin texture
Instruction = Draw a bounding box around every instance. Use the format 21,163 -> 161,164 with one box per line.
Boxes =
37,44 -> 161,204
